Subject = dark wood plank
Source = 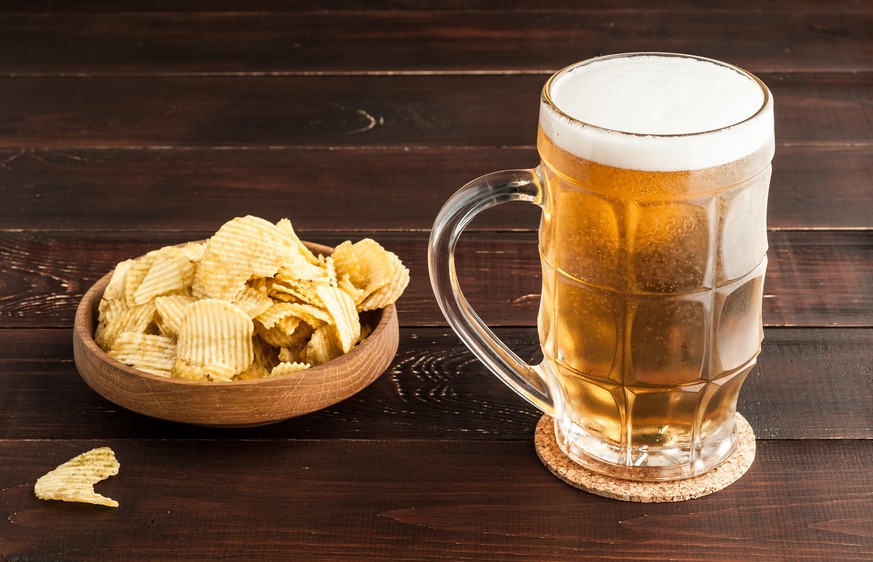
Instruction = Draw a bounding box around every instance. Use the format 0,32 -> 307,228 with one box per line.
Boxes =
2,438 -> 872,560
763,231 -> 873,327
1,327 -> 869,440
1,230 -> 871,329
0,74 -> 870,148
0,147 -> 543,231
4,0 -> 869,13
0,145 -> 870,231
0,10 -> 870,74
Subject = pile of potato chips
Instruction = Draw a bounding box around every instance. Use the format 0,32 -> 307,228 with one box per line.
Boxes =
95,215 -> 409,382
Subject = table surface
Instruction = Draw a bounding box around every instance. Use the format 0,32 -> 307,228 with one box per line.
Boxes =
2,2 -> 872,560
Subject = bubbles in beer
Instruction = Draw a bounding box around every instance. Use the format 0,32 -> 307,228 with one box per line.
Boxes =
536,54 -> 773,478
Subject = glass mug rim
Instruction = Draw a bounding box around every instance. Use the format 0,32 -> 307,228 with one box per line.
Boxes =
541,51 -> 773,140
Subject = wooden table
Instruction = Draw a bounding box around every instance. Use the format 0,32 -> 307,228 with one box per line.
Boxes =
2,2 -> 871,560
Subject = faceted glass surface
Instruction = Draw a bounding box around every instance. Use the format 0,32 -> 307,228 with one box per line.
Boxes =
539,157 -> 770,480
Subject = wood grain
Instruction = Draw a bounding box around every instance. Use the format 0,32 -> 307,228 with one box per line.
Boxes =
2,439 -> 872,561
4,0 -> 870,13
0,145 -> 870,231
2,230 -> 871,328
0,74 -> 870,148
1,327 -> 870,440
0,3 -> 868,560
0,10 -> 869,74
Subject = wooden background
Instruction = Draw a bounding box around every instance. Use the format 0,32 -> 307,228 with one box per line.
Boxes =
1,1 -> 872,560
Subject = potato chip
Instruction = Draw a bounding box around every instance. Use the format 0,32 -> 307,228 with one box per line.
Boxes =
108,332 -> 176,377
332,239 -> 398,307
256,316 -> 314,349
171,358 -> 209,381
178,241 -> 207,262
278,254 -> 329,285
276,218 -> 320,265
233,286 -> 274,319
359,250 -> 410,311
330,241 -> 362,286
278,345 -> 304,364
264,281 -> 308,304
256,302 -> 297,330
270,263 -> 334,306
303,324 -> 343,366
235,334 -> 281,380
257,302 -> 330,330
337,273 -> 364,304
123,253 -> 157,307
270,361 -> 310,377
192,215 -> 293,301
153,294 -> 196,337
99,259 -> 135,317
234,362 -> 270,381
94,302 -> 156,349
176,299 -> 254,379
98,294 -> 129,329
133,247 -> 195,305
321,255 -> 337,281
34,447 -> 120,508
316,284 -> 360,353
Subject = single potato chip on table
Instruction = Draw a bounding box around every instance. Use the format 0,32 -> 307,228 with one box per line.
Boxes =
34,447 -> 120,508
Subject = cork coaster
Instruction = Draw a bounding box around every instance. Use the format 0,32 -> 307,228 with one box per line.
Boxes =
534,413 -> 756,502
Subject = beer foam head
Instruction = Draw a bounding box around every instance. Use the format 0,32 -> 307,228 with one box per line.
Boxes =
540,53 -> 774,171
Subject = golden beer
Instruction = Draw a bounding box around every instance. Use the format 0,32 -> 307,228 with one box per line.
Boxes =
537,127 -> 772,478
430,53 -> 774,480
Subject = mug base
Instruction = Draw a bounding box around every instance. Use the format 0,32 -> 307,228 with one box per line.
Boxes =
534,412 -> 756,502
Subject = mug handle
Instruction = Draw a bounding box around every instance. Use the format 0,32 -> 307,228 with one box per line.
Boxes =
428,169 -> 554,415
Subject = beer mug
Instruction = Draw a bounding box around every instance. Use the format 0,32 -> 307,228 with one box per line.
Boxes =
429,53 -> 774,481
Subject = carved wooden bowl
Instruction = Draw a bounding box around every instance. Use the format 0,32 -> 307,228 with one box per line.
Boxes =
72,242 -> 399,428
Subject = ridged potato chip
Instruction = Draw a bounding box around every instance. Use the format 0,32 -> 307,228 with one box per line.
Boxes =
171,358 -> 209,381
176,299 -> 254,380
337,273 -> 364,304
332,238 -> 409,310
316,284 -> 360,353
123,254 -> 157,307
34,447 -> 120,508
331,241 -> 363,287
94,302 -> 156,350
100,259 -> 135,317
359,250 -> 410,312
236,332 -> 289,380
233,286 -> 274,319
276,218 -> 319,265
109,332 -> 176,377
303,324 -> 343,366
133,247 -> 195,306
178,241 -> 207,262
192,215 -> 293,301
271,361 -> 310,377
154,294 -> 196,337
255,316 -> 314,349
257,302 -> 331,329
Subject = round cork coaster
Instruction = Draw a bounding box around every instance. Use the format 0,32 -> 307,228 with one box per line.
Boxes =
534,413 -> 756,502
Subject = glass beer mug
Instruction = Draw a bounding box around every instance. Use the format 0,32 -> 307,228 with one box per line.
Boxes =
429,53 -> 774,481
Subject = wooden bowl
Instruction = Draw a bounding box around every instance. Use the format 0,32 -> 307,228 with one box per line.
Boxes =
72,242 -> 399,428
